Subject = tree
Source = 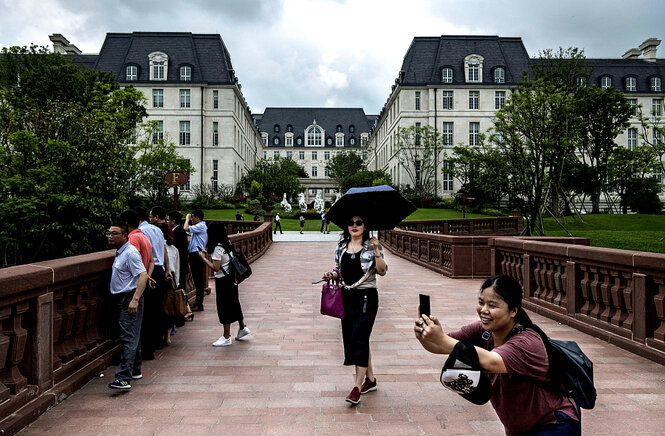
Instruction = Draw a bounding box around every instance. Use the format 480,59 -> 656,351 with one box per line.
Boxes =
326,150 -> 366,187
0,45 -> 148,266
575,86 -> 632,213
489,78 -> 578,235
237,157 -> 305,201
340,170 -> 392,193
531,47 -> 592,95
393,125 -> 443,197
607,147 -> 657,213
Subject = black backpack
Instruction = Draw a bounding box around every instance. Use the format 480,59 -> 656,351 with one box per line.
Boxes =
228,248 -> 252,284
486,324 -> 597,409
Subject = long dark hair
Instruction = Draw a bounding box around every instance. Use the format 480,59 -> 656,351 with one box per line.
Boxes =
480,275 -> 534,327
338,216 -> 370,247
206,222 -> 233,254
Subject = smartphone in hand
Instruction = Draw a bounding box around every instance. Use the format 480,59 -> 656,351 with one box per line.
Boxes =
419,294 -> 431,318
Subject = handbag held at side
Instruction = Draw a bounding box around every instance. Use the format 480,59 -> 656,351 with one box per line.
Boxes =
163,278 -> 188,318
320,279 -> 345,319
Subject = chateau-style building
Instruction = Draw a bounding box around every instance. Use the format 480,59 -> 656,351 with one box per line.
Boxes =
51,32 -> 262,194
366,35 -> 665,198
254,107 -> 375,202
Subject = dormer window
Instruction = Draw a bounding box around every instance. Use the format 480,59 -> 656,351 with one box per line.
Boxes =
652,76 -> 662,92
349,125 -> 355,133
126,65 -> 138,81
286,124 -> 293,132
307,125 -> 322,146
149,52 -> 168,81
274,124 -> 280,133
600,76 -> 612,89
180,65 -> 191,81
349,137 -> 356,146
441,67 -> 453,83
464,55 -> 484,83
626,76 -> 637,91
336,125 -> 343,133
576,76 -> 587,87
494,67 -> 505,84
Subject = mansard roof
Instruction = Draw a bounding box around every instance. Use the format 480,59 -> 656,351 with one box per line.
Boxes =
585,58 -> 665,92
256,107 -> 373,147
398,35 -> 532,86
92,32 -> 237,84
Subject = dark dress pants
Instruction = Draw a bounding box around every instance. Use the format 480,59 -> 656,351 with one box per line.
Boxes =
189,252 -> 205,306
114,292 -> 144,381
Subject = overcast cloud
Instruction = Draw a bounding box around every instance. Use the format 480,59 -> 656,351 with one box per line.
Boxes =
0,0 -> 663,114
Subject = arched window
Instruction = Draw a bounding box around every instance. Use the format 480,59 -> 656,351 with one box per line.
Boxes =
349,125 -> 355,133
149,52 -> 168,81
494,67 -> 505,84
307,126 -> 322,146
273,136 -> 280,145
274,124 -> 280,133
464,54 -> 484,83
286,124 -> 293,132
336,125 -> 343,132
600,76 -> 612,89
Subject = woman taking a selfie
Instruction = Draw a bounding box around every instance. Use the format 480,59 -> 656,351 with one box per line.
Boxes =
414,275 -> 580,436
321,215 -> 387,405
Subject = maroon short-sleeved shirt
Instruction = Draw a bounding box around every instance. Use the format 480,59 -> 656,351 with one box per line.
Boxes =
450,321 -> 579,435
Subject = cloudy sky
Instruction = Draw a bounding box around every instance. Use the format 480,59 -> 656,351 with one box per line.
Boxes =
1,0 -> 663,114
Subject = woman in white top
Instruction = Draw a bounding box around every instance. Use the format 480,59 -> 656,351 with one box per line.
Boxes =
199,222 -> 250,346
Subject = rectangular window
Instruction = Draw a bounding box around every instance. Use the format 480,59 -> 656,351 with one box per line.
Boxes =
153,120 -> 164,144
442,122 -> 453,146
213,90 -> 219,109
324,151 -> 330,160
286,136 -> 293,147
626,77 -> 636,91
153,89 -> 164,108
601,76 -> 612,89
468,64 -> 479,82
325,167 -> 329,177
442,160 -> 454,191
652,99 -> 662,116
126,65 -> 137,81
183,164 -> 191,191
179,121 -> 191,145
180,89 -> 191,108
263,151 -> 267,159
153,61 -> 165,80
442,68 -> 453,83
274,151 -> 280,159
628,128 -> 637,150
311,166 -> 318,177
469,122 -> 480,146
286,151 -> 293,159
442,91 -> 453,109
212,160 -> 218,191
299,151 -> 305,160
655,128 -> 663,145
127,128 -> 137,145
628,98 -> 638,116
415,91 -> 421,110
312,151 -> 317,160
336,135 -> 343,147
180,66 -> 191,81
469,91 -> 479,110
652,77 -> 662,92
212,122 -> 219,146
495,91 -> 506,110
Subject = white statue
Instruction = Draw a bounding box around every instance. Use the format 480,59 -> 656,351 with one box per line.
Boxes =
281,193 -> 292,212
334,192 -> 341,204
314,192 -> 325,214
298,192 -> 307,213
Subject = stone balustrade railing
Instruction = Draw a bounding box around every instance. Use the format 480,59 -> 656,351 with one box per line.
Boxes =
0,220 -> 272,434
396,216 -> 522,235
490,237 -> 665,365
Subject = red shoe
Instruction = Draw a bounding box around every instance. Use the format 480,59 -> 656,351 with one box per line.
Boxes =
345,386 -> 361,405
360,377 -> 377,394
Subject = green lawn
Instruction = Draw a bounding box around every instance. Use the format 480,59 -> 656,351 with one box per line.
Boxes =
198,208 -> 665,254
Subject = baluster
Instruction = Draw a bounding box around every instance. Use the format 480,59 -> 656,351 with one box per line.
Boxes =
0,307 -> 12,402
52,308 -> 63,370
589,267 -> 602,320
55,291 -> 76,363
533,257 -> 544,300
579,265 -> 592,315
0,302 -> 29,394
598,269 -> 614,323
552,261 -> 563,307
652,277 -> 665,342
543,259 -> 555,303
611,271 -> 631,329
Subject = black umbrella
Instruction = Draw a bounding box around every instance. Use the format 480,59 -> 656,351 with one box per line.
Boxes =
326,185 -> 417,231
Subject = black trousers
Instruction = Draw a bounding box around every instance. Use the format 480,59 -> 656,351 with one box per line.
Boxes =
141,265 -> 165,358
274,221 -> 282,233
189,252 -> 205,306
341,288 -> 378,367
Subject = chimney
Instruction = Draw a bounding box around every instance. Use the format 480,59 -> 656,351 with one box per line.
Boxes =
622,47 -> 641,59
48,33 -> 81,55
639,37 -> 661,62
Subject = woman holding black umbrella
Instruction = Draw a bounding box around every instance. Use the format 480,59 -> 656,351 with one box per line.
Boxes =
322,214 -> 387,405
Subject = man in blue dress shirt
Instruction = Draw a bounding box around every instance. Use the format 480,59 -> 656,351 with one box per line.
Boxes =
185,209 -> 208,311
107,224 -> 148,390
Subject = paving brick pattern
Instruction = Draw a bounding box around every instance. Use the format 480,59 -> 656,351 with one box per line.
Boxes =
19,241 -> 665,435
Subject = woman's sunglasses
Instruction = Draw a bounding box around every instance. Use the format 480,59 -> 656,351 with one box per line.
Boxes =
347,220 -> 364,227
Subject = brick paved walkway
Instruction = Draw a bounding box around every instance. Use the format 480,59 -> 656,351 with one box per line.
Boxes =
19,241 -> 665,435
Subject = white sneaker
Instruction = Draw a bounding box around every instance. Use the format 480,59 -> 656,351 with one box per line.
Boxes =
235,327 -> 251,341
212,336 -> 232,347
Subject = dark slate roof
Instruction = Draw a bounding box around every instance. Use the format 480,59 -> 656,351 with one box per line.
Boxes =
70,54 -> 99,70
92,32 -> 236,85
255,108 -> 372,148
585,58 -> 664,93
398,35 -> 532,86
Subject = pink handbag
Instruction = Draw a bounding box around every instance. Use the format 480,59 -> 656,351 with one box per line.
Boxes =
320,279 -> 345,319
